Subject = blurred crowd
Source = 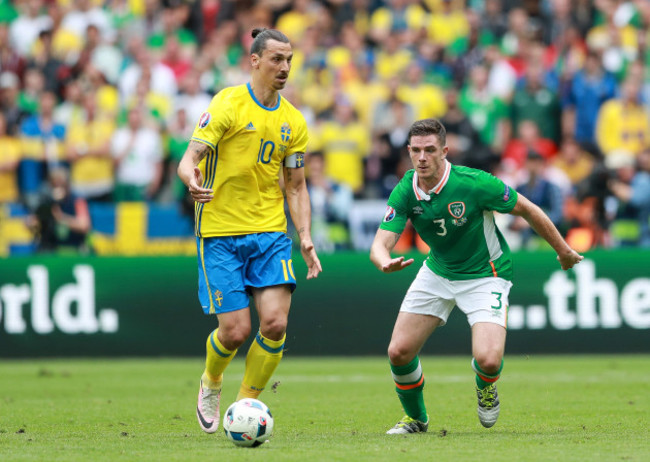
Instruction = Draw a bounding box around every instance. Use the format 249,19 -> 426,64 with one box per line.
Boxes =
1,0 -> 650,254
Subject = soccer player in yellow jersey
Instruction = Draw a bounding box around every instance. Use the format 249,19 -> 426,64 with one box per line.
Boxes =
177,28 -> 322,434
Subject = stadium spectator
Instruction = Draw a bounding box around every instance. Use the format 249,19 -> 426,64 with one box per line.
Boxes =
370,118 -> 583,435
315,99 -> 369,195
111,106 -> 163,201
18,67 -> 45,115
502,119 -> 558,174
306,151 -> 353,252
177,28 -> 321,435
27,28 -> 66,93
0,70 -> 28,135
29,167 -> 90,253
65,93 -> 115,203
18,90 -> 66,209
9,0 -> 52,58
608,149 -> 650,247
441,86 -> 495,172
53,78 -> 84,127
0,112 -> 21,204
510,150 -> 566,247
459,63 -> 509,153
551,137 -> 595,188
175,69 -> 213,126
60,0 -> 114,44
427,0 -> 470,49
562,50 -> 617,151
481,0 -> 509,43
397,63 -> 447,121
510,61 -> 561,144
586,0 -> 639,76
165,106 -> 193,217
595,76 -> 650,164
0,23 -> 26,80
371,81 -> 415,173
118,39 -> 178,102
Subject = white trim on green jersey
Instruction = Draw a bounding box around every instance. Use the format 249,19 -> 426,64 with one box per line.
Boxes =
483,210 -> 503,262
412,160 -> 452,200
380,164 -> 519,281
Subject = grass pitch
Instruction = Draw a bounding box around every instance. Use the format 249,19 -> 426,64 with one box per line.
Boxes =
0,355 -> 648,461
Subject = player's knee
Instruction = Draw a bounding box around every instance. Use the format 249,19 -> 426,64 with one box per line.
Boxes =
259,318 -> 287,341
220,325 -> 251,349
475,352 -> 502,374
387,342 -> 413,366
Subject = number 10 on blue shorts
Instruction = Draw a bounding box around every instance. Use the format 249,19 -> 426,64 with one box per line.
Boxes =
197,232 -> 296,315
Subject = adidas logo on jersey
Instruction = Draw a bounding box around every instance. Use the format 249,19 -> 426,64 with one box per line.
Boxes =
245,122 -> 256,131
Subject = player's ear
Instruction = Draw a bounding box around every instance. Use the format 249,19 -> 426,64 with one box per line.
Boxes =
251,53 -> 260,69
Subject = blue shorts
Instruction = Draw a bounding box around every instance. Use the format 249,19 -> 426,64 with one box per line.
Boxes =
197,232 -> 296,314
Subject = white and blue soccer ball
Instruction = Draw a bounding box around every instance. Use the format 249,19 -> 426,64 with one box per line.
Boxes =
223,398 -> 274,447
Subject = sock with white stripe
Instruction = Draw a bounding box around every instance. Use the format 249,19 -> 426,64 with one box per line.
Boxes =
390,356 -> 427,422
472,357 -> 503,389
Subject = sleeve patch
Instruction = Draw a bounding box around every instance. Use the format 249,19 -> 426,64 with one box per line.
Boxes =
198,112 -> 211,128
383,206 -> 396,222
503,184 -> 511,201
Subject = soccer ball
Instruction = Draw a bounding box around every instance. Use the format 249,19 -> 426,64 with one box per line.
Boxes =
223,398 -> 274,447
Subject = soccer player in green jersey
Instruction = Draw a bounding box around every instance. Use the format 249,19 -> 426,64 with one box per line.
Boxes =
370,118 -> 583,433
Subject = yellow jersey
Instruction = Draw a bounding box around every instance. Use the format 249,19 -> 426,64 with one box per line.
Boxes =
191,83 -> 308,237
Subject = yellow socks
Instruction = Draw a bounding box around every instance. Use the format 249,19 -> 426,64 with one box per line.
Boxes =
236,331 -> 285,400
203,329 -> 237,390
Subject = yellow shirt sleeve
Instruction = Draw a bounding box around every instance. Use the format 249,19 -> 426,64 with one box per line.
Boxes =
288,112 -> 308,156
191,90 -> 234,151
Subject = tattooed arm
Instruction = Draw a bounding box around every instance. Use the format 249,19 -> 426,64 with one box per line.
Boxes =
370,228 -> 414,273
177,140 -> 214,203
284,161 -> 322,279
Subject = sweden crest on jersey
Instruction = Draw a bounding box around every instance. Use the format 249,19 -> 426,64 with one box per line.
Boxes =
281,123 -> 292,142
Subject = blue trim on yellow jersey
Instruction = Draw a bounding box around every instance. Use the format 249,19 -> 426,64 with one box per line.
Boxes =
196,149 -> 218,237
247,82 -> 280,111
191,137 -> 216,151
255,332 -> 285,353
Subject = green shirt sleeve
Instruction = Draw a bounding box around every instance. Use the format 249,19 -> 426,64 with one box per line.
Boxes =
379,178 -> 409,234
477,171 -> 518,213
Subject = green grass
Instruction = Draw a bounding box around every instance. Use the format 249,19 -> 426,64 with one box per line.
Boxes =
0,355 -> 648,461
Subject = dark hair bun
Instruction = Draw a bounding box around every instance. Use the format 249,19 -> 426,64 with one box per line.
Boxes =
252,28 -> 267,39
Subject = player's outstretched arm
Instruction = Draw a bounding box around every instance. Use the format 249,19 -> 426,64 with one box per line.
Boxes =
284,164 -> 322,279
510,193 -> 584,270
177,141 -> 214,203
370,228 -> 414,273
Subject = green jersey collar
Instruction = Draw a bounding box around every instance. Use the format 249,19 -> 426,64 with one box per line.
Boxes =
412,160 -> 451,201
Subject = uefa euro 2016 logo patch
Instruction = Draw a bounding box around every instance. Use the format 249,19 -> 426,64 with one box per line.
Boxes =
280,123 -> 291,142
199,112 -> 211,128
383,206 -> 396,222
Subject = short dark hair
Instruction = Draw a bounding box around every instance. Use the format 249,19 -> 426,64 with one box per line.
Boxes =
408,118 -> 447,146
250,28 -> 290,56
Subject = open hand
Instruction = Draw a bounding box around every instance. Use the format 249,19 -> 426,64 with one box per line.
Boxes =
381,256 -> 414,273
188,167 -> 214,203
300,239 -> 322,279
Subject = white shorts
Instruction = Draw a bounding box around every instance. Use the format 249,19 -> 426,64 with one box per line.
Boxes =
400,263 -> 513,327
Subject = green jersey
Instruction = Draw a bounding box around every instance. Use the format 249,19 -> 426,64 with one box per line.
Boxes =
380,161 -> 519,281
